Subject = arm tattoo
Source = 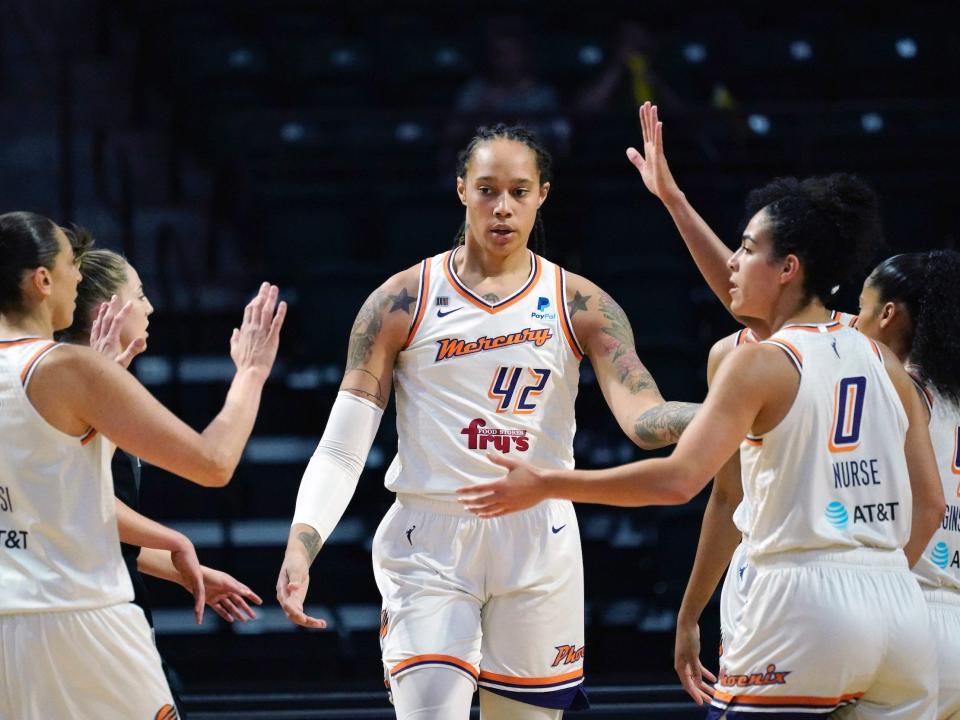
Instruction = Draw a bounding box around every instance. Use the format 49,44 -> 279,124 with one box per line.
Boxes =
597,292 -> 656,393
482,293 -> 500,303
298,528 -> 322,561
346,290 -> 389,373
389,288 -> 416,313
634,401 -> 699,448
342,368 -> 386,405
567,290 -> 590,318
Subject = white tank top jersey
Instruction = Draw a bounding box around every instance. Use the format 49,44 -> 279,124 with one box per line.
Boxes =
739,321 -> 911,561
912,383 -> 960,590
730,310 -> 859,538
0,338 -> 132,614
386,249 -> 583,500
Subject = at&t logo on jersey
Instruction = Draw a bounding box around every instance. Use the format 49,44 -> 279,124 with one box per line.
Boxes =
825,501 -> 899,529
435,328 -> 553,362
932,541 -> 950,570
531,296 -> 556,321
461,418 -> 530,453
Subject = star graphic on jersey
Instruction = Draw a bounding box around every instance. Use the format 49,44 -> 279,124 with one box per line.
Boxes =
567,290 -> 590,318
389,288 -> 416,313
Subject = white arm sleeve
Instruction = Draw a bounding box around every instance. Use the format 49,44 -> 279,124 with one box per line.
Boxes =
291,391 -> 384,545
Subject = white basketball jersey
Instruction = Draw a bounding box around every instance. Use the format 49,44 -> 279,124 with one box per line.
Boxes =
912,384 -> 960,590
730,310 -> 860,538
387,249 -> 582,499
0,338 -> 132,613
740,322 -> 911,560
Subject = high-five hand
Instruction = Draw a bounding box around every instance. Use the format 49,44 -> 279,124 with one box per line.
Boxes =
625,102 -> 683,205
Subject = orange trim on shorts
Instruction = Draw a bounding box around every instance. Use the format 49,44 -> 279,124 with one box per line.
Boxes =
478,667 -> 583,686
402,259 -> 431,349
443,250 -> 542,314
713,690 -> 865,707
554,266 -> 583,360
390,654 -> 479,679
20,341 -> 57,385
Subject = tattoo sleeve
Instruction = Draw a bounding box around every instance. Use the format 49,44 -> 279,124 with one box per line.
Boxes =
346,290 -> 388,374
634,401 -> 699,448
297,528 -> 322,561
597,292 -> 657,393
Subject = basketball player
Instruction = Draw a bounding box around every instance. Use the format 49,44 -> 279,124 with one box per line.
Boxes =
276,124 -> 700,719
0,211 -> 284,718
629,103 -> 960,717
458,173 -> 945,718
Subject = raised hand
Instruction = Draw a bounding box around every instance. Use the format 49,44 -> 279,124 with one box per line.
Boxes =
231,283 -> 287,375
456,454 -> 550,517
202,567 -> 263,623
625,102 -> 682,205
89,295 -> 146,368
674,620 -> 717,705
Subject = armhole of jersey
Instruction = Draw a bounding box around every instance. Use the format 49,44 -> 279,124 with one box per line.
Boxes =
906,371 -> 935,415
402,259 -> 430,350
868,339 -> 884,365
760,338 -> 804,376
555,266 -> 584,361
21,341 -> 60,389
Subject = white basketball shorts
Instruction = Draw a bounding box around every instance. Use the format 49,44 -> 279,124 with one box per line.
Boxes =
924,586 -> 960,720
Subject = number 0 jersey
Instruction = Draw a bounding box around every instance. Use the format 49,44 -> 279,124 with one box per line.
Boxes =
0,339 -> 132,614
386,249 -> 583,500
740,322 -> 911,561
912,384 -> 960,590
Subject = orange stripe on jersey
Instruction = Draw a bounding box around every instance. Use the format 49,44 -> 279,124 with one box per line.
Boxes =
19,341 -> 57,385
868,339 -> 883,362
402,259 -> 430,349
554,266 -> 583,360
744,436 -> 763,446
762,339 -> 803,371
713,690 -> 864,707
0,337 -> 45,347
478,667 -> 583,686
80,428 -> 98,446
444,250 -> 542,314
390,654 -> 478,679
735,328 -> 757,346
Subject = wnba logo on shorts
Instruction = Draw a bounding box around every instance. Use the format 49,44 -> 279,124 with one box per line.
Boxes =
154,704 -> 178,720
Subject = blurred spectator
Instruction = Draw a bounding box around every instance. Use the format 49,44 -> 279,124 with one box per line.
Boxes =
440,16 -> 570,176
576,21 -> 685,115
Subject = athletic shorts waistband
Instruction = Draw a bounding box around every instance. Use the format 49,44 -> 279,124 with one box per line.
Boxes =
751,546 -> 908,571
923,585 -> 960,607
395,493 -> 567,518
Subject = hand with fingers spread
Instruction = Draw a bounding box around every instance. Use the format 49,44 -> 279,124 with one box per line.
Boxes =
276,528 -> 327,629
89,295 -> 147,369
457,454 -> 551,517
202,567 -> 263,623
169,538 -> 206,625
231,282 -> 287,375
626,102 -> 683,206
674,620 -> 717,705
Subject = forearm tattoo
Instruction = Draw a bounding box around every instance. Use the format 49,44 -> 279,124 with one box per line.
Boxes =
298,528 -> 322,561
634,401 -> 699,448
597,292 -> 656,393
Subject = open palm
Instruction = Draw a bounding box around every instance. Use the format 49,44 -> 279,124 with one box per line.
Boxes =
626,102 -> 681,203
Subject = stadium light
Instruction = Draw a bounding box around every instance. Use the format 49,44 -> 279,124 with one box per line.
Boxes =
861,113 -> 884,133
748,114 -> 771,135
280,122 -> 306,143
682,43 -> 707,64
434,48 -> 460,67
895,37 -> 917,59
395,122 -> 424,143
789,40 -> 813,61
228,48 -> 253,68
330,48 -> 357,67
578,45 -> 604,66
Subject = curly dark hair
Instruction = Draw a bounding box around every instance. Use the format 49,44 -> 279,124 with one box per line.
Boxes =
867,250 -> 960,406
743,173 -> 883,305
453,123 -> 552,255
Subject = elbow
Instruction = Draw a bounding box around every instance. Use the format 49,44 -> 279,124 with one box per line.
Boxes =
658,477 -> 702,506
199,451 -> 236,488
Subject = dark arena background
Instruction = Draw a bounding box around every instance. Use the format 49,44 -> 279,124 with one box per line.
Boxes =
3,1 -> 957,717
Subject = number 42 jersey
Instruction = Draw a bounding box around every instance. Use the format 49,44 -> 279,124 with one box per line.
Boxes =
386,249 -> 583,500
